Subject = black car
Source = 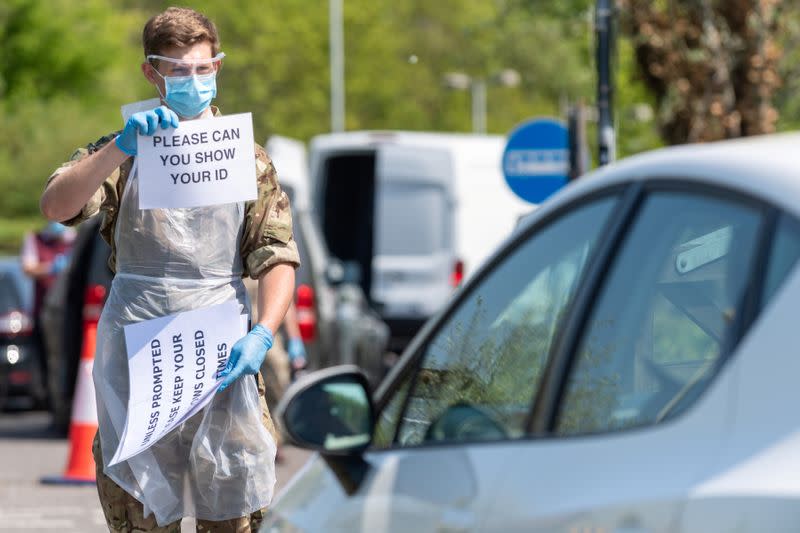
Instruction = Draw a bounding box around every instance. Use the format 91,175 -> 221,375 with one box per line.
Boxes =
40,216 -> 111,433
0,257 -> 45,409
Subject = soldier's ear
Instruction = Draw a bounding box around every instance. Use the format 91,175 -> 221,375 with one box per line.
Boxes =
141,62 -> 159,86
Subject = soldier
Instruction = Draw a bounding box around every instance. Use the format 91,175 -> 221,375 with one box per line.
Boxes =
40,7 -> 299,532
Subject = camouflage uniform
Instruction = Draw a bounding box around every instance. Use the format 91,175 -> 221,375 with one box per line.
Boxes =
47,107 -> 299,532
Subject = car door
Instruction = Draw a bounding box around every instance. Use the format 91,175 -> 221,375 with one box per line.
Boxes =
265,194 -> 622,533
349,194 -> 624,533
679,213 -> 800,532
482,184 -> 770,533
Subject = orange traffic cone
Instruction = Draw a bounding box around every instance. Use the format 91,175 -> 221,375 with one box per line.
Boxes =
41,294 -> 100,486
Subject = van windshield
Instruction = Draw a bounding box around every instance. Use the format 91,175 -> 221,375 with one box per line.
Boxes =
377,183 -> 447,255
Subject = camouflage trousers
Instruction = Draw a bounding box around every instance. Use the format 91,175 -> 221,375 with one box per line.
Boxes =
92,372 -> 278,533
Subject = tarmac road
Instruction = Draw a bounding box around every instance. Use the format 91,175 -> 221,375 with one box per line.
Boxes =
0,408 -> 311,532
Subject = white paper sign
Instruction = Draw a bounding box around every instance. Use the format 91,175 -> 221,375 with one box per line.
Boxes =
109,301 -> 247,466
120,98 -> 161,123
136,112 -> 258,209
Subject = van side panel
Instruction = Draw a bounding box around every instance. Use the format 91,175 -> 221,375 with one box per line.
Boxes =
447,137 -> 533,280
373,144 -> 455,318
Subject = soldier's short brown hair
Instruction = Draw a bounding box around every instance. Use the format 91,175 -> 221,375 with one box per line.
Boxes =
142,7 -> 220,57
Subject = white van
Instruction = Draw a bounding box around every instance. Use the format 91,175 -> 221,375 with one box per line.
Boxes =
265,136 -> 389,381
308,131 -> 534,351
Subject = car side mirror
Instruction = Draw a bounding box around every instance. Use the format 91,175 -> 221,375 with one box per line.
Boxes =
277,365 -> 375,455
277,366 -> 375,494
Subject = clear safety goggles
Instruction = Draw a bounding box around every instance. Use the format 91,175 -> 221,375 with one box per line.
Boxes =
146,52 -> 225,77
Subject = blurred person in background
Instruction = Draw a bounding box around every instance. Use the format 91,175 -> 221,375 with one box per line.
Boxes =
21,222 -> 75,318
20,221 -> 75,392
39,6 -> 298,531
284,300 -> 308,378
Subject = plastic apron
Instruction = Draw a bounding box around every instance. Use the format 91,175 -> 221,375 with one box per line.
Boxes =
93,160 -> 276,525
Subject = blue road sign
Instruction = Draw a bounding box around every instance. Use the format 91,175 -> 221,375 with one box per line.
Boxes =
502,118 -> 569,204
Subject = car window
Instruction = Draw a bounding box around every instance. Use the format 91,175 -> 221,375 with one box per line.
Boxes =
373,374 -> 413,448
556,191 -> 762,436
390,195 -> 619,447
761,214 -> 800,307
376,183 -> 449,255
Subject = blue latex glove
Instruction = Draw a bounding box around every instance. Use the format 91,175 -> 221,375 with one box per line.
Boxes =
50,253 -> 69,274
218,324 -> 274,392
115,106 -> 179,156
287,337 -> 307,370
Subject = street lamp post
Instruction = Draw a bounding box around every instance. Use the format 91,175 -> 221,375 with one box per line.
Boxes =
596,0 -> 615,165
330,0 -> 345,132
444,69 -> 520,134
471,79 -> 487,134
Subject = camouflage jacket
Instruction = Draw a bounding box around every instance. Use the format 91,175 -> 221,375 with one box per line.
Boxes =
45,108 -> 300,279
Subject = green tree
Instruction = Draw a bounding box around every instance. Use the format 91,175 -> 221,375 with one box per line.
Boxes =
0,0 -> 671,252
618,0 -> 794,144
0,0 -> 146,224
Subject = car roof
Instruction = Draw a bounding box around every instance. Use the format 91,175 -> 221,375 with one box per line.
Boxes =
519,132 -> 800,231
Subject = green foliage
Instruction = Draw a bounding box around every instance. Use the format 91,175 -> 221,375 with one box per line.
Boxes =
0,1 -> 579,249
0,215 -> 41,254
8,0 -> 764,251
615,37 -> 664,155
775,13 -> 800,132
0,0 -> 147,249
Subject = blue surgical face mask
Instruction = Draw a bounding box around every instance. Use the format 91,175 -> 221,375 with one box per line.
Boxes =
156,72 -> 217,118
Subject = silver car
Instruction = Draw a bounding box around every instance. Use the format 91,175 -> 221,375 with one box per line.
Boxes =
264,133 -> 800,532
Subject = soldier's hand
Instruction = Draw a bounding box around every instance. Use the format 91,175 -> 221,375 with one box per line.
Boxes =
115,106 -> 179,156
287,337 -> 307,370
218,324 -> 274,392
